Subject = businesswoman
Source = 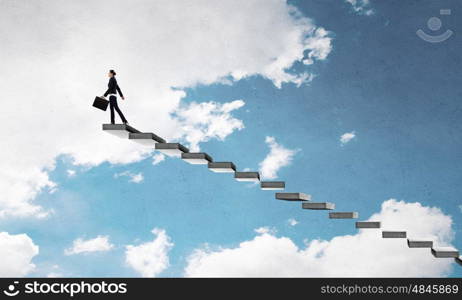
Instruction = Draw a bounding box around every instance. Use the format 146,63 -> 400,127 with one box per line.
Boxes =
103,70 -> 128,124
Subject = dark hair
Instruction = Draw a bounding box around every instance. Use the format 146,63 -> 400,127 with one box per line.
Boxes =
109,69 -> 116,76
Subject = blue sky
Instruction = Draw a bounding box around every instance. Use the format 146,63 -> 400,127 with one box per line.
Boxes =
1,0 -> 461,277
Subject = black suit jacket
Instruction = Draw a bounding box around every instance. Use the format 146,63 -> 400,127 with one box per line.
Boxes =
104,77 -> 124,97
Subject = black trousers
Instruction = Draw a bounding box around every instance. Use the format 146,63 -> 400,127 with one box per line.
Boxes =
109,95 -> 127,124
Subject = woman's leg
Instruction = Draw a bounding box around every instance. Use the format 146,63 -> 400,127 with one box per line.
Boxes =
110,96 -> 127,123
109,96 -> 116,124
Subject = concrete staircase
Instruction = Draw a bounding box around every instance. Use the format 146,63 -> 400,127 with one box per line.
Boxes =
103,123 -> 461,266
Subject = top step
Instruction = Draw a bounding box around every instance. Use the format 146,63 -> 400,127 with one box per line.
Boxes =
103,124 -> 140,139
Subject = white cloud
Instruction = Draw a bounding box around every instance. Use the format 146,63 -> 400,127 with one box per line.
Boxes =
130,173 -> 144,183
340,131 -> 356,145
64,235 -> 114,255
125,228 -> 173,277
254,227 -> 277,235
46,265 -> 63,278
345,0 -> 374,16
66,170 -> 76,177
173,100 -> 245,152
259,136 -> 299,179
152,153 -> 166,165
288,218 -> 298,226
0,0 -> 332,219
47,272 -> 63,278
303,28 -> 333,65
0,232 -> 39,276
114,171 -> 144,184
184,200 -> 456,277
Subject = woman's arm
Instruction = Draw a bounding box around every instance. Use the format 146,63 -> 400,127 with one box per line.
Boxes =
116,83 -> 124,99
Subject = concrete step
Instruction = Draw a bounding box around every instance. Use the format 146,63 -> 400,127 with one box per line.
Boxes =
356,221 -> 381,229
275,193 -> 311,201
329,212 -> 358,219
102,123 -> 140,138
235,172 -> 260,182
302,202 -> 335,210
431,247 -> 459,258
208,162 -> 236,173
129,132 -> 165,146
455,256 -> 462,266
260,181 -> 285,190
155,143 -> 189,157
382,231 -> 407,238
407,238 -> 433,248
181,152 -> 212,165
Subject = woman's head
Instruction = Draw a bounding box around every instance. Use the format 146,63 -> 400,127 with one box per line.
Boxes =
108,69 -> 116,77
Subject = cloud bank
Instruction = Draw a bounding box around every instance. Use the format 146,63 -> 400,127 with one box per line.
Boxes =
184,200 -> 455,277
0,0 -> 332,219
0,232 -> 39,276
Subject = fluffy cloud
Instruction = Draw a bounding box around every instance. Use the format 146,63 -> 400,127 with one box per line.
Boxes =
184,200 -> 456,277
125,228 -> 173,277
173,100 -> 246,152
340,131 -> 356,144
0,232 -> 39,276
47,272 -> 63,278
46,265 -> 64,278
254,227 -> 277,235
259,136 -> 299,179
114,171 -> 144,184
345,0 -> 374,16
303,28 -> 333,65
288,218 -> 299,226
152,154 -> 166,166
64,235 -> 114,255
66,170 -> 76,177
0,0 -> 332,219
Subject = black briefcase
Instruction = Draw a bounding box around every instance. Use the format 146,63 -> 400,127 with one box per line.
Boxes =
93,96 -> 109,111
